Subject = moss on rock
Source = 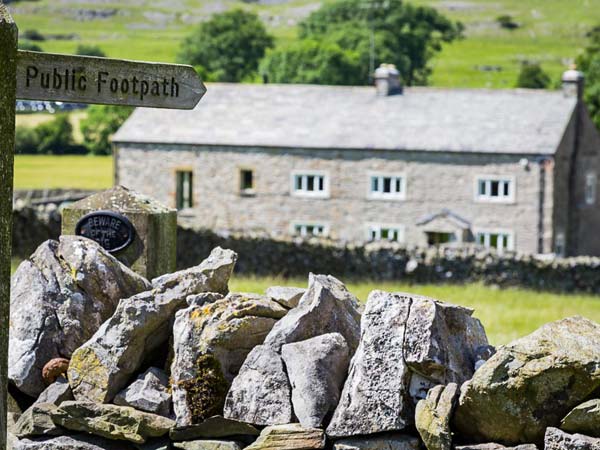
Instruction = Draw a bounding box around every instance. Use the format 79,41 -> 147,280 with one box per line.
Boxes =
177,354 -> 229,424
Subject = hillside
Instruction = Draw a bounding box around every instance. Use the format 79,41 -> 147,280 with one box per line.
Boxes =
8,0 -> 600,88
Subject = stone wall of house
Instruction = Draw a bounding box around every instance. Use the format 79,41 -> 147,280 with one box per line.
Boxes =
177,226 -> 600,294
573,106 -> 600,256
115,143 -> 545,254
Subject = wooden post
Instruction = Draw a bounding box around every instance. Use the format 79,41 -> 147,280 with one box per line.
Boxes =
0,4 -> 17,448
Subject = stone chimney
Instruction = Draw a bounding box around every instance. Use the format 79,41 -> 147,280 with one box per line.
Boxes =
374,63 -> 403,96
562,66 -> 584,100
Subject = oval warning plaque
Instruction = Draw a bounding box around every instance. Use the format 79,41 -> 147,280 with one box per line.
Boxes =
75,211 -> 134,253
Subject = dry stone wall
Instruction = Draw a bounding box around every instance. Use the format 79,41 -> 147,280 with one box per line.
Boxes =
7,240 -> 600,449
178,227 -> 600,294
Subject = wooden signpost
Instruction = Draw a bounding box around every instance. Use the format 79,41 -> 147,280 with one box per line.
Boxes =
0,4 -> 206,447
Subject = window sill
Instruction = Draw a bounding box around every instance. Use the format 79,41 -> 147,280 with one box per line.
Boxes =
367,195 -> 406,201
240,189 -> 256,197
474,197 -> 515,205
291,191 -> 330,199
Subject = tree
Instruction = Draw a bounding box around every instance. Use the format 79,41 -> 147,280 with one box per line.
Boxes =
260,40 -> 362,85
75,44 -> 106,57
21,29 -> 45,41
35,115 -> 74,154
578,25 -> 600,130
177,9 -> 274,82
80,105 -> 133,155
285,0 -> 463,86
516,62 -> 551,89
14,126 -> 39,154
18,40 -> 43,52
496,15 -> 519,30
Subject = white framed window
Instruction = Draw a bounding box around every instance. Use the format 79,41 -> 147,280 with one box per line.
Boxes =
475,229 -> 514,253
291,171 -> 329,198
368,172 -> 406,200
176,170 -> 193,209
474,176 -> 515,203
292,222 -> 329,237
585,172 -> 597,205
367,224 -> 405,243
555,231 -> 566,257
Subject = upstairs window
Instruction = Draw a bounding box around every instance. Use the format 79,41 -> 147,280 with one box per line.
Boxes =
293,223 -> 328,237
240,169 -> 254,195
176,170 -> 193,209
585,172 -> 597,205
369,173 -> 405,200
476,176 -> 514,202
476,230 -> 514,253
292,171 -> 329,198
368,224 -> 404,243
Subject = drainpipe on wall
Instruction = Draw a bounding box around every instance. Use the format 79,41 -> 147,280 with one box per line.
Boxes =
537,158 -> 545,254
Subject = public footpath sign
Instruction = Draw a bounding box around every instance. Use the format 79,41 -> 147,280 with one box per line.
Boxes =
0,4 -> 206,448
17,51 -> 206,109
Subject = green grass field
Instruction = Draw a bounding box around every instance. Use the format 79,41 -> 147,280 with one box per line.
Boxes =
8,0 -> 600,88
14,155 -> 112,189
230,276 -> 600,345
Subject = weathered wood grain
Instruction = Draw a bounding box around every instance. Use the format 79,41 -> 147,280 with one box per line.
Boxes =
17,51 -> 206,109
0,5 -> 17,450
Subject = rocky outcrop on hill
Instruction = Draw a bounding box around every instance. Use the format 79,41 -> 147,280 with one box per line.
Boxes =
9,242 -> 600,450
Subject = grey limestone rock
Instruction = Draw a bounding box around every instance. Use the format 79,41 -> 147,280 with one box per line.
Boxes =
281,333 -> 350,428
9,236 -> 151,396
265,286 -> 306,309
13,434 -> 137,449
14,403 -> 62,438
224,274 -> 360,427
415,383 -> 459,450
223,345 -> 293,426
561,399 -> 600,438
454,316 -> 600,445
114,367 -> 171,417
68,247 -> 237,403
171,292 -> 287,425
544,427 -> 600,450
455,445 -> 538,450
327,290 -> 413,438
404,295 -> 488,389
170,416 -> 259,441
173,441 -> 243,450
134,437 -> 172,450
244,423 -> 326,449
51,401 -> 175,444
333,434 -> 420,449
35,376 -> 73,406
264,274 -> 361,352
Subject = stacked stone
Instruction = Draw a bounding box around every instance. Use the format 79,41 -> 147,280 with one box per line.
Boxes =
6,238 -> 600,449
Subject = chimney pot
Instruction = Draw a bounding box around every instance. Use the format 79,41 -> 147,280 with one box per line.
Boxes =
374,63 -> 403,96
562,66 -> 584,99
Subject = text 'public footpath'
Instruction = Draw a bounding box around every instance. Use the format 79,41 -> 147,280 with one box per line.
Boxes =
25,66 -> 180,101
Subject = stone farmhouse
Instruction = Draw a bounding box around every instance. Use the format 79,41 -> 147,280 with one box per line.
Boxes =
112,68 -> 600,256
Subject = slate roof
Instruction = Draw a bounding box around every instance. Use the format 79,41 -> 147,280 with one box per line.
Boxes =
113,83 -> 578,155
